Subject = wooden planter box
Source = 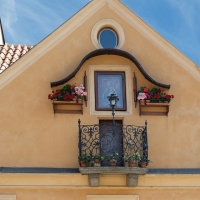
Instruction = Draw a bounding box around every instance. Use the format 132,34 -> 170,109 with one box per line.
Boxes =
52,101 -> 83,114
139,101 -> 170,116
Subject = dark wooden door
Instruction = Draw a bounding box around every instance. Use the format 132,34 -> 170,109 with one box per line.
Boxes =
99,120 -> 123,166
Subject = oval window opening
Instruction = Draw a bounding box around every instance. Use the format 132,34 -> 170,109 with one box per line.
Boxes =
98,29 -> 118,48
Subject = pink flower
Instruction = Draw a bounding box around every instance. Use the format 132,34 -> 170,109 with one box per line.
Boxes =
145,93 -> 150,99
137,92 -> 146,100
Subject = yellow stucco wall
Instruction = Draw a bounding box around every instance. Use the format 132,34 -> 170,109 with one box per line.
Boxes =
1,174 -> 200,200
1,1 -> 200,200
0,2 -> 200,169
1,188 -> 200,200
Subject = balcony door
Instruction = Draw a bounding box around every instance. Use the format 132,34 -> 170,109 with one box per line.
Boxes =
99,120 -> 123,166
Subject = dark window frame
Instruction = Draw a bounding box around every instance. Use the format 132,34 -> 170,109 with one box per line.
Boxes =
94,71 -> 127,111
97,27 -> 119,48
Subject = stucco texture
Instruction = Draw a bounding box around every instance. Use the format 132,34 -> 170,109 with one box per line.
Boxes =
0,2 -> 200,169
0,188 -> 200,200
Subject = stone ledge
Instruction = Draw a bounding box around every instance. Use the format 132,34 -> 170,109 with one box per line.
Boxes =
79,167 -> 148,174
79,167 -> 148,187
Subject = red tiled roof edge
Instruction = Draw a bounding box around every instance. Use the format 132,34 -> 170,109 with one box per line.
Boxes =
0,43 -> 34,74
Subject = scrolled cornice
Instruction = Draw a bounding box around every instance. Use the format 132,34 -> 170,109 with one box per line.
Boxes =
50,48 -> 170,89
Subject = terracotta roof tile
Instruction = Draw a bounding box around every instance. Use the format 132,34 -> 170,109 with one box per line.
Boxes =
0,43 -> 33,74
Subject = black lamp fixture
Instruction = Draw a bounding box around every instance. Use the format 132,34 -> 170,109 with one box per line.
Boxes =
107,92 -> 119,124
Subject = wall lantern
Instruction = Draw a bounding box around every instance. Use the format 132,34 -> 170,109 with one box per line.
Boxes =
107,92 -> 119,124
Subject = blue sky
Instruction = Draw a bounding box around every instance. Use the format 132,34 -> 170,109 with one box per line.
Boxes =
0,0 -> 199,66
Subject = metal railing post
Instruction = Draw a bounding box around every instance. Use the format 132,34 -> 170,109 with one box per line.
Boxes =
78,119 -> 82,157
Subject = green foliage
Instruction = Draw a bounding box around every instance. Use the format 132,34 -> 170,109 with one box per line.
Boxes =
140,156 -> 152,164
123,155 -> 129,162
137,86 -> 174,103
128,152 -> 141,161
105,151 -> 119,161
78,154 -> 90,163
92,154 -> 104,161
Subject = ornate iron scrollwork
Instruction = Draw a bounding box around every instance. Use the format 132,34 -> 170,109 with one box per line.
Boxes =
78,119 -> 148,166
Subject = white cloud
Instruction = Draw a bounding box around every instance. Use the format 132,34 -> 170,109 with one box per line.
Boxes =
16,1 -> 64,32
0,0 -> 18,42
168,0 -> 200,32
0,0 -> 89,44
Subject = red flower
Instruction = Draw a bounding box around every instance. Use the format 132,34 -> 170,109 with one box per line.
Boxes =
70,95 -> 74,99
52,90 -> 55,93
161,89 -> 164,92
70,84 -> 76,89
54,92 -> 61,98
48,94 -> 51,99
153,94 -> 160,98
171,95 -> 174,98
144,88 -> 148,93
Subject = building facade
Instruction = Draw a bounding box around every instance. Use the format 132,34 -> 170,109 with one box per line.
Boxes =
0,0 -> 200,199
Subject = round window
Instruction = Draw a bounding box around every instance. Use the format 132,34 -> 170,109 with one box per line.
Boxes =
98,28 -> 118,49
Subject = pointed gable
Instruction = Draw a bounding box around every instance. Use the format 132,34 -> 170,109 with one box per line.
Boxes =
0,0 -> 199,90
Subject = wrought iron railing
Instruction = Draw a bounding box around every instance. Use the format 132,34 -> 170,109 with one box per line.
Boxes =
78,119 -> 148,166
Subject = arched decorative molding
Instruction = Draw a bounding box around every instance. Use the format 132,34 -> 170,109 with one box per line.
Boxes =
50,48 -> 170,89
91,19 -> 125,49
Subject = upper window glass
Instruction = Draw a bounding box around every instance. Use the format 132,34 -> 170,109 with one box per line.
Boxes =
98,29 -> 118,48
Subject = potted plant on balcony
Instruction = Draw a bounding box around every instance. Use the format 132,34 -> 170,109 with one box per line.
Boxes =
139,156 -> 152,168
92,154 -> 104,167
128,152 -> 141,167
78,154 -> 90,167
106,151 -> 119,166
123,155 -> 129,167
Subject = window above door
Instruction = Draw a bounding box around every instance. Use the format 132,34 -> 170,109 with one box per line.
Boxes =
94,71 -> 126,111
89,65 -> 132,116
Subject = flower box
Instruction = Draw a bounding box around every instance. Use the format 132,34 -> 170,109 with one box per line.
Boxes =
52,100 -> 83,114
49,83 -> 87,114
145,102 -> 169,106
137,86 -> 173,116
137,86 -> 174,103
139,103 -> 170,116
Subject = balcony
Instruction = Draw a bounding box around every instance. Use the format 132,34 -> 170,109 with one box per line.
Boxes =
78,119 -> 148,187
